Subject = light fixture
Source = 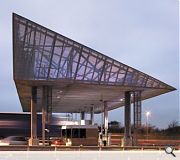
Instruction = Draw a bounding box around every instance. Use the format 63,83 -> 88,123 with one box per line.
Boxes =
145,111 -> 151,117
57,90 -> 63,94
120,98 -> 124,102
57,96 -> 61,99
45,128 -> 49,132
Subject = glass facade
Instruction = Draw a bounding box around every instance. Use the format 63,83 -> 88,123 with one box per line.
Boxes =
13,14 -> 173,90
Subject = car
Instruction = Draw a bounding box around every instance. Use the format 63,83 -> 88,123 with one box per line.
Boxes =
0,136 -> 27,146
50,138 -> 65,146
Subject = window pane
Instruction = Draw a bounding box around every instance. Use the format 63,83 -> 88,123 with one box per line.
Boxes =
72,129 -> 79,138
79,129 -> 86,138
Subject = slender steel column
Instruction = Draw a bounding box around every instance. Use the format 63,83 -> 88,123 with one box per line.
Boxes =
104,101 -> 108,137
133,91 -> 142,128
80,111 -> 85,120
133,91 -> 142,146
42,86 -> 52,146
90,106 -> 94,125
29,86 -> 39,146
80,111 -> 85,125
42,86 -> 47,146
124,91 -> 132,146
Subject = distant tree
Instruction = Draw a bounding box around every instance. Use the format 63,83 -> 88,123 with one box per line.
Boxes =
163,120 -> 180,136
108,121 -> 123,133
148,125 -> 156,133
168,120 -> 179,128
153,127 -> 160,133
108,121 -> 121,128
137,125 -> 146,134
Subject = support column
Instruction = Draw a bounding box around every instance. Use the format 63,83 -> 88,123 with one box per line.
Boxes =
80,111 -> 85,120
42,86 -> 47,146
42,86 -> 52,146
29,86 -> 39,146
123,91 -> 132,146
104,102 -> 108,138
90,106 -> 94,125
133,91 -> 142,146
80,111 -> 85,125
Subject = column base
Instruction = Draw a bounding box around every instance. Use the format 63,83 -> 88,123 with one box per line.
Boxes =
121,137 -> 132,147
28,138 -> 39,146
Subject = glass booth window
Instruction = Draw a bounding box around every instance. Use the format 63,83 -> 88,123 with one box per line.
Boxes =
62,128 -> 86,138
72,129 -> 79,138
79,129 -> 86,138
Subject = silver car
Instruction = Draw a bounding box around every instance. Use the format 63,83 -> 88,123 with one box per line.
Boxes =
0,136 -> 27,145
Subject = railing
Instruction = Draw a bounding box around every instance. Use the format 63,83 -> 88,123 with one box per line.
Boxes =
0,145 -> 179,151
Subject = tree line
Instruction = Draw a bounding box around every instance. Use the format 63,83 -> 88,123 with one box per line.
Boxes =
107,120 -> 180,136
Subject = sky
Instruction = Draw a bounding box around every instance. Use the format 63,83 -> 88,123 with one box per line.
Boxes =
0,0 -> 179,129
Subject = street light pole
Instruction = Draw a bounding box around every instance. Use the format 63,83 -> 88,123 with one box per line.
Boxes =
145,111 -> 150,140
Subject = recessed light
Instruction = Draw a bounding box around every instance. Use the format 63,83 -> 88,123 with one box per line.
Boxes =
120,98 -> 124,102
57,90 -> 63,93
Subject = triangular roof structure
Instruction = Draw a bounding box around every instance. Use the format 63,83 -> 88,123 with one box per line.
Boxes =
13,13 -> 175,113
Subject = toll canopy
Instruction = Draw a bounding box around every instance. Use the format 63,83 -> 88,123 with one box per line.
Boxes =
13,13 -> 175,113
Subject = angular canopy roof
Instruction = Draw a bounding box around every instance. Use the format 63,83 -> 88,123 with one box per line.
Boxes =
13,13 -> 175,113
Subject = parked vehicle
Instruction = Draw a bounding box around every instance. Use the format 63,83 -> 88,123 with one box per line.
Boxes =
0,136 -> 27,146
50,138 -> 65,146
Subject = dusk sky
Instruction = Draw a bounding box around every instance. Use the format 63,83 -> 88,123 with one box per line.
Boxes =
0,0 -> 179,128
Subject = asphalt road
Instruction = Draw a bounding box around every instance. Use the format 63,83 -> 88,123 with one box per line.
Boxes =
0,150 -> 180,160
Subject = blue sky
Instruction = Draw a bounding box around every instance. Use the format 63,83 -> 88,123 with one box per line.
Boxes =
0,0 -> 179,128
